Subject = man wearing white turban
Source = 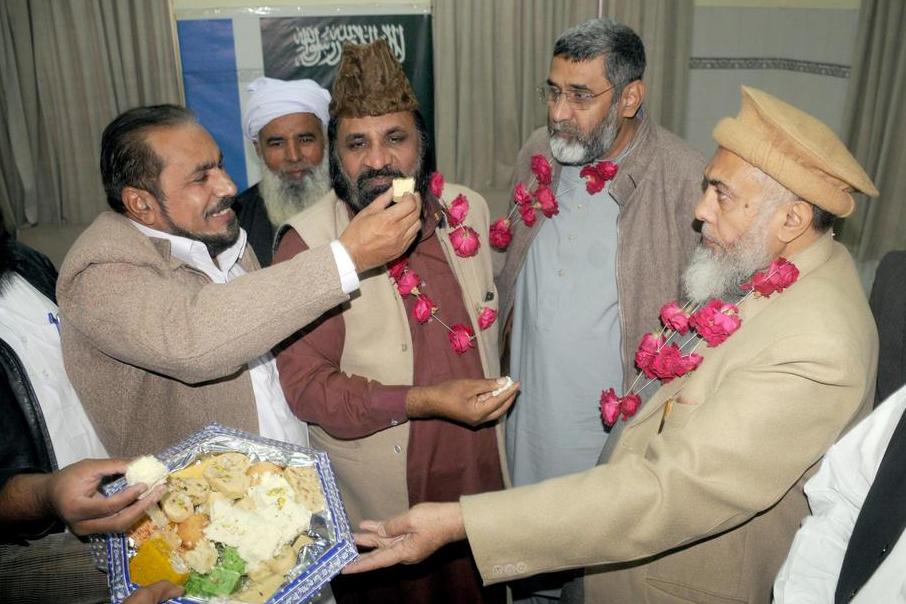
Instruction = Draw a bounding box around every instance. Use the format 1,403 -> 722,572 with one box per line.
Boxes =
235,77 -> 332,266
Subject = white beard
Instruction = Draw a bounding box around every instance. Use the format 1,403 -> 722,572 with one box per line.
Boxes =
683,222 -> 774,304
549,137 -> 589,165
257,159 -> 330,226
548,99 -> 621,166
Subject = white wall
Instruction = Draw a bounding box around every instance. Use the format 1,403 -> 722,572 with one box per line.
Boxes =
685,0 -> 860,157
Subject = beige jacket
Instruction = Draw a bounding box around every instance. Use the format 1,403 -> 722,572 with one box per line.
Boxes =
57,211 -> 348,457
280,187 -> 504,526
495,113 -> 704,388
462,233 -> 878,603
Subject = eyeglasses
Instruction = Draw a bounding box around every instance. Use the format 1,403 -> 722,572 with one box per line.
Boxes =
536,84 -> 615,109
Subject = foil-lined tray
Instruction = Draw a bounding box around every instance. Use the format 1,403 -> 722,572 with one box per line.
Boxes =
101,423 -> 357,603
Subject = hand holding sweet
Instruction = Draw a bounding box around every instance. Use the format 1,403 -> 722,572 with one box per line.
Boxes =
339,188 -> 422,272
46,458 -> 166,536
406,377 -> 518,426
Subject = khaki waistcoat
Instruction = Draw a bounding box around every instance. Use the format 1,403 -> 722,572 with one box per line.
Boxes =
280,187 -> 502,526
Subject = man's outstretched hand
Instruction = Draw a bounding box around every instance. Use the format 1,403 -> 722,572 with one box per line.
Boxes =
344,502 -> 467,574
48,458 -> 165,536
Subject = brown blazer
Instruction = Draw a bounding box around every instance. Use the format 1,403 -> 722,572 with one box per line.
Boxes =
494,112 -> 704,388
461,233 -> 878,603
57,211 -> 348,456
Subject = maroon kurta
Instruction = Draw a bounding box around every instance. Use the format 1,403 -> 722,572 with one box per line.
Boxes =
274,200 -> 504,604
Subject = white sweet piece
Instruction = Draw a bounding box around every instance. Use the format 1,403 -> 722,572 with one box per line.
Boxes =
204,472 -> 312,566
392,177 -> 415,200
491,376 -> 514,397
125,455 -> 168,490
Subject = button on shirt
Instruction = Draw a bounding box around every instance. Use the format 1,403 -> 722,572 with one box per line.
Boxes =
506,165 -> 623,487
130,221 -> 323,446
0,274 -> 108,467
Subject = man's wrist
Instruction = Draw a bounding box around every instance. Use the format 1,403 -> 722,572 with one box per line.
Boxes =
405,386 -> 431,418
0,473 -> 55,524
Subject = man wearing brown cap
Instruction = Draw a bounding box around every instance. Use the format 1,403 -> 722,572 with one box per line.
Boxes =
273,39 -> 515,603
345,86 -> 880,603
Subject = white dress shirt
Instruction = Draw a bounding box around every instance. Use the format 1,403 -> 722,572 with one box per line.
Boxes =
774,384 -> 906,603
0,274 -> 108,467
130,221 -> 358,446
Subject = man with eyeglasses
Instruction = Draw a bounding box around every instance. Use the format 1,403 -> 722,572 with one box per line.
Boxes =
493,18 -> 705,602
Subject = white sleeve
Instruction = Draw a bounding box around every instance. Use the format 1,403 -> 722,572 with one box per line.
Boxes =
773,388 -> 906,603
329,240 -> 360,295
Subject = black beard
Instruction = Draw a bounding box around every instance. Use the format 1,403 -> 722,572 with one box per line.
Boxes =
159,197 -> 240,258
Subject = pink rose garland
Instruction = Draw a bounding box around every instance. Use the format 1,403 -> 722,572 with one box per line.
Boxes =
599,258 -> 800,428
741,257 -> 799,297
386,172 -> 498,354
429,171 -> 482,259
490,155 -> 619,250
579,160 -> 619,195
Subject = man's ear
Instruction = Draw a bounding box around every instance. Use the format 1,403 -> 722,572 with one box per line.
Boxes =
619,80 -> 646,119
778,199 -> 814,244
122,187 -> 160,226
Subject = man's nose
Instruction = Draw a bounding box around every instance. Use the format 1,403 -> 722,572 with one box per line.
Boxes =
363,143 -> 391,170
549,96 -> 574,123
285,141 -> 301,163
694,189 -> 715,223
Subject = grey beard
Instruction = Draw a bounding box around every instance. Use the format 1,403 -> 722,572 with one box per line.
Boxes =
548,98 -> 621,166
683,221 -> 774,305
258,159 -> 331,226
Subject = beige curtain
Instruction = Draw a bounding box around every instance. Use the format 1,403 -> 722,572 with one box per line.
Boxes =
432,0 -> 694,201
0,0 -> 182,229
837,0 -> 906,262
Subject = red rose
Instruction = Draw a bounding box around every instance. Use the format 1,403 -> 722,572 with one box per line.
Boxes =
580,163 -> 607,194
448,323 -> 475,354
429,171 -> 444,198
413,293 -> 435,324
387,256 -> 408,281
679,352 -> 704,375
513,182 -> 533,207
449,226 -> 481,258
489,218 -> 513,250
477,306 -> 497,330
519,203 -> 537,227
531,154 -> 553,186
599,160 -> 618,180
742,257 -> 800,297
635,332 -> 665,378
689,299 -> 741,346
396,270 -> 421,296
659,301 -> 689,334
447,194 -> 469,226
534,186 -> 559,218
620,393 -> 641,420
600,387 -> 621,427
648,343 -> 686,382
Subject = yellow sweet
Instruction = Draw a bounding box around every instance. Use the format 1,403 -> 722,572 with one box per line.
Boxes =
128,534 -> 189,586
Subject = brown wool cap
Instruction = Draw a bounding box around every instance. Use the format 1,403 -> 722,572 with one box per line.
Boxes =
329,39 -> 419,119
713,86 -> 878,217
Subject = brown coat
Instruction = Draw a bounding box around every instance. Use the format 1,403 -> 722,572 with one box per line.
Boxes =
461,233 -> 878,603
57,211 -> 348,456
495,112 -> 704,388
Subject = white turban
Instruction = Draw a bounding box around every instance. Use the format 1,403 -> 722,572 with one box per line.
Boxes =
243,77 -> 331,141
